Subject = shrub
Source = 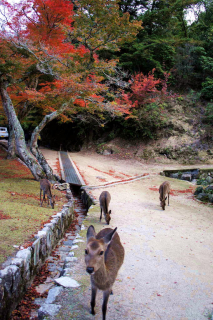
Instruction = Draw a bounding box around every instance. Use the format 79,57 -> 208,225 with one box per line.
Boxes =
201,77 -> 213,100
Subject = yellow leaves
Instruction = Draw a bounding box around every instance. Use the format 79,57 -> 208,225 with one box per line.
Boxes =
71,0 -> 142,53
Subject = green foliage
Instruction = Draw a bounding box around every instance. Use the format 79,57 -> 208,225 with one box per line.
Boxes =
201,78 -> 213,100
196,178 -> 209,186
172,44 -> 205,90
119,39 -> 175,76
204,102 -> 213,122
115,103 -> 168,139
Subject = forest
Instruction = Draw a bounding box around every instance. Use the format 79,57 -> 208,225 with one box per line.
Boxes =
0,0 -> 213,180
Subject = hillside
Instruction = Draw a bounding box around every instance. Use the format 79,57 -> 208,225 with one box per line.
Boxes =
91,96 -> 213,165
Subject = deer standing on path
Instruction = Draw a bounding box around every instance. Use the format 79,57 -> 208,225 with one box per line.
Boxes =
85,225 -> 125,320
159,181 -> 171,210
40,179 -> 55,209
99,191 -> 111,224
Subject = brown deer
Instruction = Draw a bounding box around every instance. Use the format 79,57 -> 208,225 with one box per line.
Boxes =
99,191 -> 111,224
85,225 -> 125,320
159,181 -> 171,210
40,179 -> 55,209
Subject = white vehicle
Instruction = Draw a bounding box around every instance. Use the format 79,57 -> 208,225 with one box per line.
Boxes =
0,127 -> 9,139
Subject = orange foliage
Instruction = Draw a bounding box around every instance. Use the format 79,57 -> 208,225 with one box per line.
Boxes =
117,69 -> 171,111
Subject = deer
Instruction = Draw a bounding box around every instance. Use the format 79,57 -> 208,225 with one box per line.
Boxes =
99,191 -> 111,225
85,225 -> 125,320
40,178 -> 55,209
159,181 -> 171,210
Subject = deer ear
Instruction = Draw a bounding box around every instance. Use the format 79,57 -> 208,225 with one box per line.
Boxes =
87,225 -> 96,241
103,227 -> 117,244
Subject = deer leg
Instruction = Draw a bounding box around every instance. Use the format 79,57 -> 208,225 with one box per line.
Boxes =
168,193 -> 170,206
100,207 -> 102,221
90,284 -> 97,315
42,192 -> 46,206
102,288 -> 111,320
40,190 -> 44,207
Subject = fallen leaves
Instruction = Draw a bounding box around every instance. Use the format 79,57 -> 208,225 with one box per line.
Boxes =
0,210 -> 11,219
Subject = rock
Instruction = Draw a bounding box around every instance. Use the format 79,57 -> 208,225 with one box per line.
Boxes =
206,176 -> 213,184
38,303 -> 62,320
71,245 -> 79,250
72,239 -> 84,244
63,268 -> 72,276
208,194 -> 213,203
68,251 -> 75,257
200,173 -> 208,179
36,283 -> 54,295
63,240 -> 73,246
196,193 -> 209,201
65,257 -> 78,263
58,246 -> 71,252
54,276 -> 80,288
103,150 -> 111,155
34,297 -> 45,306
194,186 -> 203,195
76,234 -> 82,239
170,173 -> 179,179
205,185 -> 213,193
191,169 -> 200,179
45,286 -> 63,304
181,173 -> 192,181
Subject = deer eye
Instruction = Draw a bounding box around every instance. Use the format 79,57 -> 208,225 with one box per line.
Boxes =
85,249 -> 88,255
99,251 -> 104,256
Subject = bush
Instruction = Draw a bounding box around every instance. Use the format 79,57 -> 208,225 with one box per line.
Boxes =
204,103 -> 213,123
201,77 -> 213,100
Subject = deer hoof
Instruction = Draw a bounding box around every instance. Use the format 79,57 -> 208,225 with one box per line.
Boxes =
90,309 -> 95,315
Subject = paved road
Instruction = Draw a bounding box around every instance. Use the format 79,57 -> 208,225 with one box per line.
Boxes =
43,150 -> 213,320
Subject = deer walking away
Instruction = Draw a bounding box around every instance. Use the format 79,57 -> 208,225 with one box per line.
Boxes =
85,225 -> 125,320
40,178 -> 55,209
99,191 -> 111,225
159,181 -> 171,210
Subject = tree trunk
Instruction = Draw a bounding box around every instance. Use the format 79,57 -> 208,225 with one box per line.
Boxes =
30,103 -> 68,181
0,80 -> 45,180
3,107 -> 16,159
7,127 -> 16,159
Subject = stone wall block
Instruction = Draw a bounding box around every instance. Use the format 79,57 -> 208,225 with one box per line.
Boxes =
0,266 -> 20,320
16,248 -> 32,282
0,278 -> 4,302
45,228 -> 53,254
39,234 -> 47,261
0,266 -> 21,299
32,238 -> 40,269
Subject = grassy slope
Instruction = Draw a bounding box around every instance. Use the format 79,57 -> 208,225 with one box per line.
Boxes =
0,147 -> 67,267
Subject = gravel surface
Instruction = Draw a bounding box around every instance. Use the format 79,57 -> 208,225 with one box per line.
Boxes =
42,149 -> 213,320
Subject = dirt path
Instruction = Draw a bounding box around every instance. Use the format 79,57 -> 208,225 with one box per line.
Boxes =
43,150 -> 213,320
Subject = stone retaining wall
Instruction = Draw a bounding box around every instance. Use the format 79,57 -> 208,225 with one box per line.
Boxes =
162,168 -> 213,182
0,188 -> 74,320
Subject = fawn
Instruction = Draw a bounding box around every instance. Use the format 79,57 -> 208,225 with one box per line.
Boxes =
40,179 -> 55,209
85,225 -> 125,320
159,181 -> 171,210
99,191 -> 111,224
